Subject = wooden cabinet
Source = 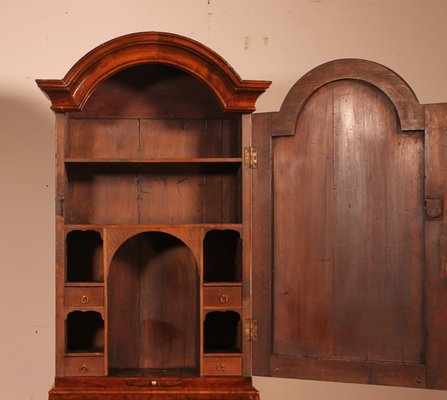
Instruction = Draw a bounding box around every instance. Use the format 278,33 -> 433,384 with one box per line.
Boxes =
37,32 -> 270,400
38,33 -> 447,398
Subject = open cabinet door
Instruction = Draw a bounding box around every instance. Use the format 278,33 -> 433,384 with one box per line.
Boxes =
252,59 -> 447,389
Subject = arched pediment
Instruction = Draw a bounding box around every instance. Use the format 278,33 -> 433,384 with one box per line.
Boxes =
273,59 -> 424,135
36,32 -> 271,112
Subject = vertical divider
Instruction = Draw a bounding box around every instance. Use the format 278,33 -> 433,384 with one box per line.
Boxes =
56,113 -> 67,376
103,227 -> 108,376
440,235 -> 447,278
425,103 -> 447,388
241,113 -> 253,376
199,227 -> 204,376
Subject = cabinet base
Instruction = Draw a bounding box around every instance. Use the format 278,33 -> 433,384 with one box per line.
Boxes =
49,376 -> 259,400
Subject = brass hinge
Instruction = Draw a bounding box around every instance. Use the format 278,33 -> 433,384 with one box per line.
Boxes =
244,319 -> 258,342
244,147 -> 258,169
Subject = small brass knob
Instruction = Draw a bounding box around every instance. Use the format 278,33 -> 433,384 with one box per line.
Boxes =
79,364 -> 88,374
219,294 -> 229,304
81,295 -> 89,304
216,363 -> 225,372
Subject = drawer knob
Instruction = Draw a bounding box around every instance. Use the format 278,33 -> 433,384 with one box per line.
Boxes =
216,363 -> 226,372
79,364 -> 89,374
81,295 -> 89,304
219,294 -> 229,304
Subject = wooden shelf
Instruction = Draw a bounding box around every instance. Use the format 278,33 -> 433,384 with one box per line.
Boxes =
65,223 -> 243,230
203,349 -> 242,356
65,158 -> 242,164
203,282 -> 242,287
65,282 -> 104,287
65,352 -> 104,357
109,368 -> 198,378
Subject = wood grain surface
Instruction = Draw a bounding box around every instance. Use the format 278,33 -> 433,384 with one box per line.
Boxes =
272,78 -> 425,386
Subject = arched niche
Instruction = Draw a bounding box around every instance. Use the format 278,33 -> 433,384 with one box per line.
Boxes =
203,229 -> 242,283
105,228 -> 200,268
66,311 -> 105,354
107,231 -> 199,376
70,63 -> 234,120
204,311 -> 242,354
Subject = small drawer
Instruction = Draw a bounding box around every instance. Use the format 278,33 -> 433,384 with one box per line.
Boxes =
64,356 -> 104,376
203,286 -> 242,308
202,356 -> 242,376
64,287 -> 104,307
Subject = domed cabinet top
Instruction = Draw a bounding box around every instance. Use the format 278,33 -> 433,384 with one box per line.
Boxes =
36,32 -> 271,112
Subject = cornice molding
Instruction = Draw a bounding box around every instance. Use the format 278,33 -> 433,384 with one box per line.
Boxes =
36,32 -> 271,112
273,59 -> 424,136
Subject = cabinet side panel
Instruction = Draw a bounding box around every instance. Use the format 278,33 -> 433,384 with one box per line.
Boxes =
425,103 -> 447,389
56,113 -> 67,376
251,113 -> 273,376
241,114 -> 252,376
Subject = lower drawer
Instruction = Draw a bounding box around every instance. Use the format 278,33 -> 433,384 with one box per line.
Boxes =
64,356 -> 104,376
203,286 -> 242,308
202,356 -> 242,376
64,287 -> 104,307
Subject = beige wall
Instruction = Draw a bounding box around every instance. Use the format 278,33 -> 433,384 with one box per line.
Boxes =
1,1 -> 447,399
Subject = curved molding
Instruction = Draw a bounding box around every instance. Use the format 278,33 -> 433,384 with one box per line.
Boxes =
106,229 -> 200,271
273,59 -> 425,136
64,308 -> 105,320
36,32 -> 271,112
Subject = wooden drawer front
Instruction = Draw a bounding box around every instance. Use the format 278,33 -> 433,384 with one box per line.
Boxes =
203,287 -> 242,308
64,287 -> 104,307
64,356 -> 104,376
203,356 -> 242,376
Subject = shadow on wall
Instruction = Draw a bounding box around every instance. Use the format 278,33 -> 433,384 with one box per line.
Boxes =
0,91 -> 55,273
0,92 -> 54,170
0,91 -> 55,221
0,92 -> 56,399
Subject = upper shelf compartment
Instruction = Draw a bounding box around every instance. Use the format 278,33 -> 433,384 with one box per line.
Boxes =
37,32 -> 270,225
37,32 -> 270,162
65,116 -> 241,161
65,163 -> 242,224
64,63 -> 243,161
